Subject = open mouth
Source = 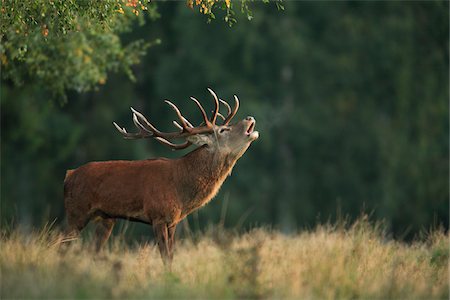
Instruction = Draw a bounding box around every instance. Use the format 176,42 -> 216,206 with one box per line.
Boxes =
246,121 -> 255,135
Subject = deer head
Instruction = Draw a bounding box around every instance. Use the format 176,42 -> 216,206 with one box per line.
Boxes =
113,88 -> 259,158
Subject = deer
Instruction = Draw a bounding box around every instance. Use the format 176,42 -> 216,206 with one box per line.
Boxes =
64,88 -> 259,267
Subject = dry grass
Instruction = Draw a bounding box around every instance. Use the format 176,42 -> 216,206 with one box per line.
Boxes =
1,218 -> 448,299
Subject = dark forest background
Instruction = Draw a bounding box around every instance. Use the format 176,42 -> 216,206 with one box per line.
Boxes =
1,1 -> 448,240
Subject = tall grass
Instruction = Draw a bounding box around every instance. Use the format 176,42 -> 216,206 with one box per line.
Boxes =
1,217 -> 448,299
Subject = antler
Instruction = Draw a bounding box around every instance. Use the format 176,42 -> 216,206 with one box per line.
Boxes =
113,88 -> 237,150
222,95 -> 239,125
113,107 -> 193,150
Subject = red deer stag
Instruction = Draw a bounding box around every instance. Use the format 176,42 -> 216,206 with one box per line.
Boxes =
64,88 -> 259,266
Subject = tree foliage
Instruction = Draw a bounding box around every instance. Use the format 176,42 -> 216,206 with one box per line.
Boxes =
1,0 -> 274,100
1,0 -> 159,99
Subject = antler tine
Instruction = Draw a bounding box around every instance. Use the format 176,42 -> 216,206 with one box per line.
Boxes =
113,121 -> 150,139
181,116 -> 194,128
172,120 -> 183,131
207,88 -> 220,125
113,122 -> 127,135
113,107 -> 160,140
154,137 -> 192,150
130,107 -> 161,134
223,95 -> 240,125
165,100 -> 191,131
129,106 -> 191,140
190,96 -> 210,126
219,99 -> 232,116
133,113 -> 153,135
212,111 -> 225,121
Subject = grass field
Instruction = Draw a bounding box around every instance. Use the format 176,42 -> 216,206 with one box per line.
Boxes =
1,217 -> 448,299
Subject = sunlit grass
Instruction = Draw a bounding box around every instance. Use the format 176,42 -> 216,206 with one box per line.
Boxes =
1,217 -> 448,299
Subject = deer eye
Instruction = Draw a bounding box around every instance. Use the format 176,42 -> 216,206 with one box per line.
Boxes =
219,127 -> 230,134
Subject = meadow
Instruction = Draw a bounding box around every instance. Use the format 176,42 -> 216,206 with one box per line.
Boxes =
1,217 -> 448,299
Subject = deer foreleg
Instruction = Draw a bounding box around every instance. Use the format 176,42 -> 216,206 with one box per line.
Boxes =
168,224 -> 177,261
94,218 -> 116,252
153,223 -> 171,268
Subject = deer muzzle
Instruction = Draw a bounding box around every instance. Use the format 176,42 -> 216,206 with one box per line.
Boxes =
244,116 -> 259,140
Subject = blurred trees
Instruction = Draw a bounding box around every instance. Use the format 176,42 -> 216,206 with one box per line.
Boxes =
1,1 -> 448,239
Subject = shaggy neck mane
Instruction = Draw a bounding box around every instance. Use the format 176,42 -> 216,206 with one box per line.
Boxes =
178,145 -> 237,214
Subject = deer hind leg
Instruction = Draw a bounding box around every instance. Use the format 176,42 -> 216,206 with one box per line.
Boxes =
168,224 -> 177,262
153,223 -> 171,269
94,218 -> 116,252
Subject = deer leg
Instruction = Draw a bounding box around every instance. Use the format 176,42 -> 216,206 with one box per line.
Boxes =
153,223 -> 171,268
94,218 -> 116,252
168,224 -> 177,262
65,210 -> 90,237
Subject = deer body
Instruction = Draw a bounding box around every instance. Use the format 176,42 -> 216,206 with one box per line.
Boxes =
65,146 -> 241,227
64,89 -> 258,266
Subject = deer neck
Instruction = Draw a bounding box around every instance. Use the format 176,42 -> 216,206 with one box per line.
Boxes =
178,145 -> 237,214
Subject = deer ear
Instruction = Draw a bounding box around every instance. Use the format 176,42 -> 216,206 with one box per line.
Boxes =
186,134 -> 212,146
